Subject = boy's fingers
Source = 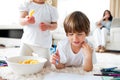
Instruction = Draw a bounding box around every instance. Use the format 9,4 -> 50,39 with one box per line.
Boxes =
40,22 -> 45,26
52,60 -> 56,64
81,41 -> 85,47
56,50 -> 60,56
51,56 -> 58,64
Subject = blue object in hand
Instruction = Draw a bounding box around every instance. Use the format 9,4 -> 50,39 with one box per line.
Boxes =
50,44 -> 57,54
50,44 -> 58,64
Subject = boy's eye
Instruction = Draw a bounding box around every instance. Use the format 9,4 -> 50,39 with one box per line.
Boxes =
68,33 -> 84,36
77,33 -> 83,35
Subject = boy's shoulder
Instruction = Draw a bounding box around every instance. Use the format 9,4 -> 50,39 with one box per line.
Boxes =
58,38 -> 69,47
45,3 -> 52,7
45,3 -> 57,9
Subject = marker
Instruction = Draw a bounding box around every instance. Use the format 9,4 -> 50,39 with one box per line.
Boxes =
101,67 -> 118,72
109,74 -> 120,77
94,74 -> 106,76
112,69 -> 120,74
0,60 -> 8,66
50,45 -> 58,65
94,73 -> 120,77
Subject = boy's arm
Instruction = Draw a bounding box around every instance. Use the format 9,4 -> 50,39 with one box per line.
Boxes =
83,54 -> 93,72
19,11 -> 28,26
19,11 -> 35,26
48,22 -> 57,31
39,22 -> 57,31
51,50 -> 65,69
82,42 -> 93,72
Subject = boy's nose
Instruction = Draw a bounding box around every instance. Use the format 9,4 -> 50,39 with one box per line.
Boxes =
73,35 -> 79,41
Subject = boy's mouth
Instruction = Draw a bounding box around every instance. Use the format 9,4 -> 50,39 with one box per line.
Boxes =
73,41 -> 80,45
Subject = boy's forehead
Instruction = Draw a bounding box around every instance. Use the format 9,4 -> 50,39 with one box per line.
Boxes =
68,31 -> 85,33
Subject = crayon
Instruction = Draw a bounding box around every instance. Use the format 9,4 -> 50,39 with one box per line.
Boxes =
94,73 -> 120,77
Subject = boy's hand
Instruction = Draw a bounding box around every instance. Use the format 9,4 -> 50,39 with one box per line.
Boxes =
39,22 -> 50,31
82,41 -> 93,71
50,50 -> 60,65
82,41 -> 93,57
26,16 -> 35,24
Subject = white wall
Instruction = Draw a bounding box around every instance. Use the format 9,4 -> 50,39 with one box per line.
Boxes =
0,0 -> 109,31
57,0 -> 110,35
0,0 -> 22,25
0,38 -> 21,47
0,0 -> 110,46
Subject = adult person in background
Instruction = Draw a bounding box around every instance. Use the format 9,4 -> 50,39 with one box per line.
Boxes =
19,0 -> 58,67
93,10 -> 113,53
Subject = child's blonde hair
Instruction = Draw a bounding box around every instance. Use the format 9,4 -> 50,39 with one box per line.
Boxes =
64,11 -> 90,36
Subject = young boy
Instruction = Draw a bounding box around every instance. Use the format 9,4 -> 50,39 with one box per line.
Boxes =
51,11 -> 96,72
19,0 -> 58,67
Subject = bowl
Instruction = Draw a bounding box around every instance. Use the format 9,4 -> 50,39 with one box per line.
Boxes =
6,56 -> 47,75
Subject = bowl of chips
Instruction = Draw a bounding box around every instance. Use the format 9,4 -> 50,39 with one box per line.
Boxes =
6,56 -> 47,75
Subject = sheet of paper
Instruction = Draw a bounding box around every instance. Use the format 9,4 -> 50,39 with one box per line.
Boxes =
43,72 -> 102,80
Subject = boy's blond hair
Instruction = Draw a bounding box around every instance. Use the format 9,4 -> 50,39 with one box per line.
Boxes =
64,11 -> 90,36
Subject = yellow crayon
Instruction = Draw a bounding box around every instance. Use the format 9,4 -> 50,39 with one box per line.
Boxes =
29,10 -> 35,17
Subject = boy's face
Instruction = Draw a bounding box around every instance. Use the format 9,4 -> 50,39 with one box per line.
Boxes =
67,32 -> 86,47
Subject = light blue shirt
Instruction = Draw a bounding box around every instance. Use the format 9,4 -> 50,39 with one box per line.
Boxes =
101,20 -> 112,30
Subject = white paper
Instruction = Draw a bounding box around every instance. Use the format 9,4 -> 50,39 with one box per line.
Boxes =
43,72 -> 102,80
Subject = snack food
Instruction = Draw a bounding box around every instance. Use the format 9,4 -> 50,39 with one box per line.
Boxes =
29,10 -> 35,17
19,59 -> 39,64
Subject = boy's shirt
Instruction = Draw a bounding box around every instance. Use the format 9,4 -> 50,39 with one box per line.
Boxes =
57,38 -> 97,67
19,1 -> 58,48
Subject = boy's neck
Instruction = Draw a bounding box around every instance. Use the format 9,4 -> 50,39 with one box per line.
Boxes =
71,45 -> 82,54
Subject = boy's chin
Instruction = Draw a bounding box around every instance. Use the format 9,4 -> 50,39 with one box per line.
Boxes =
72,43 -> 81,47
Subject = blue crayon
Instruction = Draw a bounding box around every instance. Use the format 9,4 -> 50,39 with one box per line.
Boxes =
101,67 -> 118,72
50,45 -> 58,64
